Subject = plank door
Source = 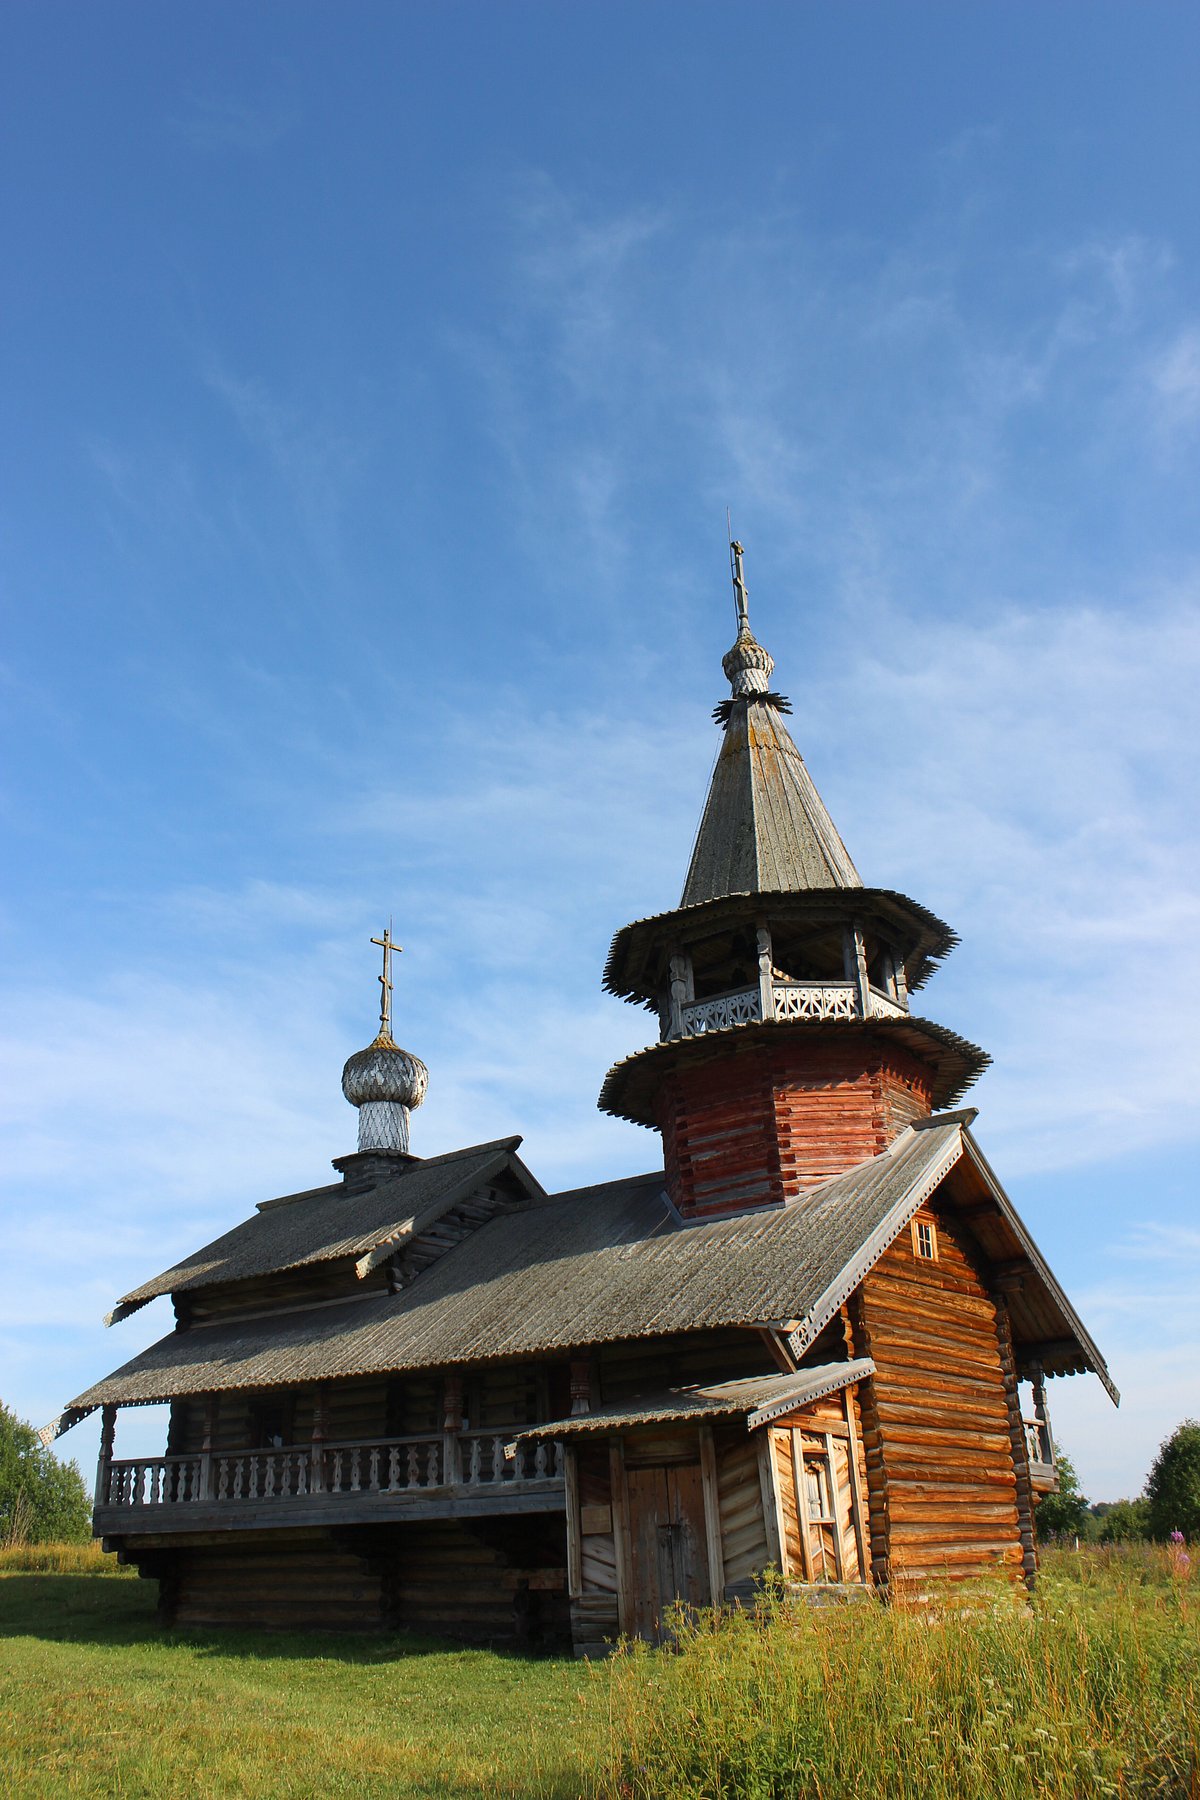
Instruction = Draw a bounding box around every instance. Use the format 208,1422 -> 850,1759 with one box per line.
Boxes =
626,1462 -> 710,1641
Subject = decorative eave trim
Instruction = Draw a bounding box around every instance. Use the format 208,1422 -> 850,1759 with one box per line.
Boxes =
599,1014 -> 990,1126
747,1358 -> 876,1429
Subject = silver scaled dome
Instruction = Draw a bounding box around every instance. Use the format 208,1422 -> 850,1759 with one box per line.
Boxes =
342,1031 -> 428,1155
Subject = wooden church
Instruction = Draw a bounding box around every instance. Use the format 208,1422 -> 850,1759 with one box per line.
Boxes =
49,544 -> 1115,1648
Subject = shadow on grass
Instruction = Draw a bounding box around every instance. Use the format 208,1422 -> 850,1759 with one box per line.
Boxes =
0,1574 -> 577,1670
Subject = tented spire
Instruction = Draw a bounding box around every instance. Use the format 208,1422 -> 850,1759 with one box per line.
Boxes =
681,544 -> 861,905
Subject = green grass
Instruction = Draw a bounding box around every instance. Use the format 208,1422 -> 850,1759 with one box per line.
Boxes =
0,1547 -> 1196,1798
0,1572 -> 604,1797
605,1550 -> 1200,1799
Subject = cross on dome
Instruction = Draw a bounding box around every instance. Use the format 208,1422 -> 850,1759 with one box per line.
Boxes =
370,924 -> 401,1042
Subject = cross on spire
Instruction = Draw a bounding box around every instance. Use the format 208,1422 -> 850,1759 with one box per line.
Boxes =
729,536 -> 750,633
369,924 -> 402,1040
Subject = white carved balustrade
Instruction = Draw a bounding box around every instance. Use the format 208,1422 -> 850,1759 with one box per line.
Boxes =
676,978 -> 908,1038
101,1430 -> 564,1515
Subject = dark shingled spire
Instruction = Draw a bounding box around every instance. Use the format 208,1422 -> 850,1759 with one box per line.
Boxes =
681,542 -> 861,906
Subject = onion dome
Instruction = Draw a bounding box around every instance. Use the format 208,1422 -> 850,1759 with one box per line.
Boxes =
722,623 -> 775,696
341,1033 -> 429,1110
342,928 -> 427,1155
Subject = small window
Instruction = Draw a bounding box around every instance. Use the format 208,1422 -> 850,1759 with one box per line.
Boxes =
912,1217 -> 938,1262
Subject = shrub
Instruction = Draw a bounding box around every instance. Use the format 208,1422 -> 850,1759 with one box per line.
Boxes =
1093,1497 -> 1151,1544
1034,1448 -> 1090,1542
0,1400 -> 92,1545
1146,1420 -> 1200,1542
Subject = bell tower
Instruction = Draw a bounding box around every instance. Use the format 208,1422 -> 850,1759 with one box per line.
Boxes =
600,542 -> 988,1221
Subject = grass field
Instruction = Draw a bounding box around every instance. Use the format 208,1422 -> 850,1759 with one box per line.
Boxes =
0,1545 -> 1196,1798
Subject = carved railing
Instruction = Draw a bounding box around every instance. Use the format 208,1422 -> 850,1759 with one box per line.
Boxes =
679,987 -> 762,1034
773,980 -> 858,1022
101,1431 -> 564,1512
1023,1416 -> 1055,1473
678,979 -> 907,1037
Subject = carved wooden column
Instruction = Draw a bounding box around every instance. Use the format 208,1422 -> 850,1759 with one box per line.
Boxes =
442,1374 -> 463,1485
310,1388 -> 328,1494
96,1405 -> 116,1508
850,920 -> 871,1018
199,1395 -> 217,1501
667,951 -> 693,1039
756,922 -> 775,1021
569,1358 -> 592,1416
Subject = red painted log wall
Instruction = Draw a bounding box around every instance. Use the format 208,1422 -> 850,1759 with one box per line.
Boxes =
658,1036 -> 933,1220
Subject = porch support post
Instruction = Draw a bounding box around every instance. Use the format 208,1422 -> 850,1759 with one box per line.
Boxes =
850,920 -> 871,1018
310,1388 -> 328,1494
1031,1363 -> 1053,1468
667,951 -> 692,1039
756,923 -> 775,1022
442,1374 -> 463,1486
569,1358 -> 592,1416
96,1405 -> 116,1508
200,1395 -> 216,1500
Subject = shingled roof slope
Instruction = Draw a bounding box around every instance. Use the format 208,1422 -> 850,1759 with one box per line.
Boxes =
62,1129 -> 958,1417
681,700 -> 861,906
517,1361 -> 876,1439
54,1115 -> 1115,1435
108,1137 -> 540,1319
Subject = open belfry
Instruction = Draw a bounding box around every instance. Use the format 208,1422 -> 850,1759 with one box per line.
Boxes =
49,544 -> 1116,1647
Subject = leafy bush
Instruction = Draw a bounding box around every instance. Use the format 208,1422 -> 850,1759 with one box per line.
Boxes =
1033,1449 -> 1090,1542
1146,1420 -> 1200,1541
0,1400 -> 92,1545
1093,1497 -> 1151,1543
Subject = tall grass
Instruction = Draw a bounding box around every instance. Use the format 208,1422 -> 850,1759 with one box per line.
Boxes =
0,1540 -> 128,1575
600,1550 -> 1199,1799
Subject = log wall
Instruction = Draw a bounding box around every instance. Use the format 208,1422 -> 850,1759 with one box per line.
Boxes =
657,1037 -> 934,1218
854,1204 -> 1023,1587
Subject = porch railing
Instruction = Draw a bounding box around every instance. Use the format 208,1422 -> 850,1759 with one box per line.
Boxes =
678,979 -> 906,1038
1023,1415 -> 1055,1472
100,1430 -> 564,1511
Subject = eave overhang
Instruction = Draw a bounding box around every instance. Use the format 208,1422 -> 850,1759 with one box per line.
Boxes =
604,887 -> 958,1009
598,1014 -> 990,1126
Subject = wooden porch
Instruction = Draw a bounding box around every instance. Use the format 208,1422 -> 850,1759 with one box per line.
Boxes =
95,1426 -> 566,1537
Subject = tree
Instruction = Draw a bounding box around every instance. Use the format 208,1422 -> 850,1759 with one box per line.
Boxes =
1033,1448 -> 1090,1542
1146,1420 -> 1200,1542
1093,1497 -> 1151,1543
0,1402 -> 92,1545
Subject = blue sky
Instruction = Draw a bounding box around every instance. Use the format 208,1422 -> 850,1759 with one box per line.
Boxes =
2,2 -> 1197,1501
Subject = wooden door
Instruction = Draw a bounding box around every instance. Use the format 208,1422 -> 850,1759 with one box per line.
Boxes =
626,1462 -> 709,1640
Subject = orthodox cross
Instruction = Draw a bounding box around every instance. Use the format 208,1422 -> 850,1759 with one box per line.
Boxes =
370,925 -> 402,1040
729,536 -> 750,632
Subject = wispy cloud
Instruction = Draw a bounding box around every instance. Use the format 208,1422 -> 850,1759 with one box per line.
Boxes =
170,94 -> 298,154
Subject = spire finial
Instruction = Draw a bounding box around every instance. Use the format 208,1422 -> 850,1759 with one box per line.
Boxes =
369,923 -> 401,1042
729,533 -> 750,634
719,531 -> 778,708
343,924 -> 427,1158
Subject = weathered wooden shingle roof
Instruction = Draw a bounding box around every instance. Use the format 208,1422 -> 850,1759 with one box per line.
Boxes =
682,698 -> 861,906
107,1138 -> 543,1322
57,1114 -> 1113,1431
516,1360 -> 876,1439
